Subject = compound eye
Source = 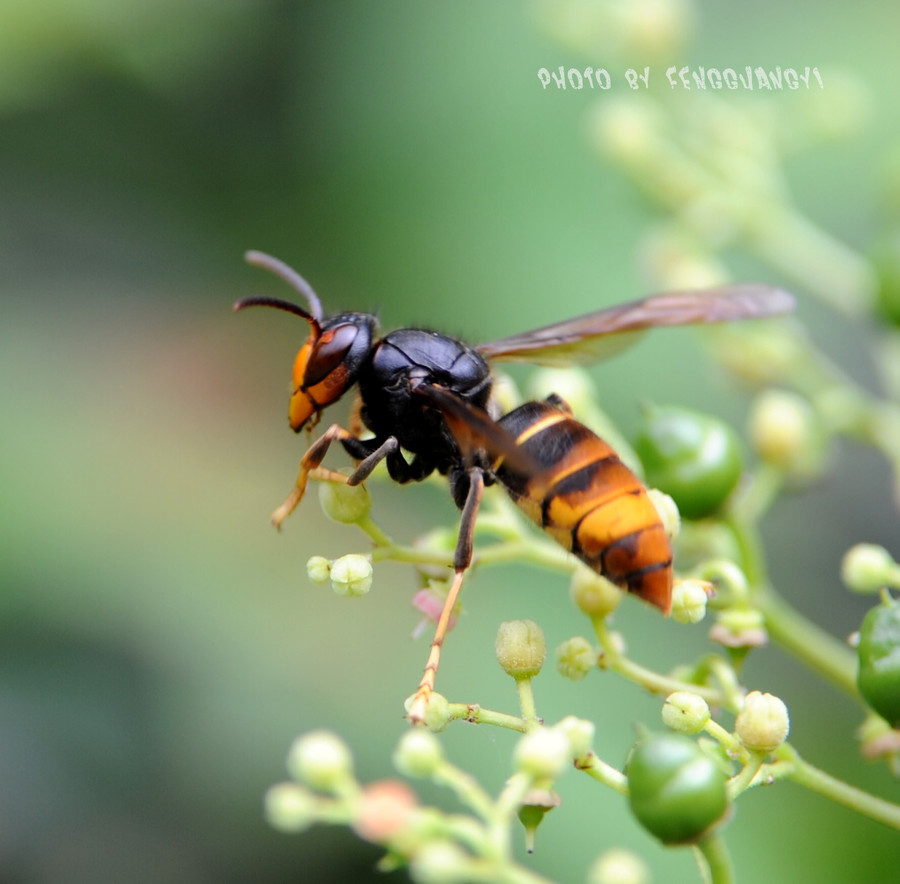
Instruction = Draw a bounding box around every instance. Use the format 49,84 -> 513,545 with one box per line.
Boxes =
302,323 -> 360,387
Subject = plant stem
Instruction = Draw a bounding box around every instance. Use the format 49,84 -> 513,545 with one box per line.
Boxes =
777,744 -> 900,831
727,751 -> 765,799
753,585 -> 858,697
576,753 -> 628,794
516,678 -> 540,728
724,498 -> 858,698
431,760 -> 497,824
593,620 -> 724,704
449,703 -> 529,732
694,833 -> 735,884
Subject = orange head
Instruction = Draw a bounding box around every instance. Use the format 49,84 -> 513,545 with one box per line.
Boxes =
234,251 -> 378,432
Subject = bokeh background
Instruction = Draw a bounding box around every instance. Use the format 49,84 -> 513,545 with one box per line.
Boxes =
2,1 -> 899,882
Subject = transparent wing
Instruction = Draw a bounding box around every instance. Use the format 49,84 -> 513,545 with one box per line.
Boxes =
476,284 -> 795,367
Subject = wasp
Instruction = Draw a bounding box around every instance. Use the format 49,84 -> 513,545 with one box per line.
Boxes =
235,251 -> 793,722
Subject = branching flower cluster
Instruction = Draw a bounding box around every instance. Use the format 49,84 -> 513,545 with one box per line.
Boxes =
260,2 -> 900,881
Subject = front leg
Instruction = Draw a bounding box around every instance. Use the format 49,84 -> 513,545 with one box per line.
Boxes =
407,466 -> 485,725
270,425 -> 397,529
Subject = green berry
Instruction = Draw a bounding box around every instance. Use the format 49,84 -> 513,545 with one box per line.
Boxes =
318,477 -> 372,524
635,405 -> 743,520
857,600 -> 900,727
626,734 -> 729,844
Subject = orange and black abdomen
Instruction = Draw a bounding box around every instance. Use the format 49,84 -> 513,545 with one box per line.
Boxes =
495,399 -> 672,614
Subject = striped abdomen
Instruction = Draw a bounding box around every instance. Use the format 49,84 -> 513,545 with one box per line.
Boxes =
495,399 -> 672,614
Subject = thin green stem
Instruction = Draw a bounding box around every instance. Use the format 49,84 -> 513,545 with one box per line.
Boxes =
777,744 -> 900,831
727,751 -> 765,799
575,753 -> 629,795
705,719 -> 742,756
448,703 -> 529,732
515,678 -> 540,728
431,760 -> 497,824
724,498 -> 858,698
753,585 -> 858,697
355,514 -> 394,548
593,620 -> 724,704
490,772 -> 534,864
694,832 -> 735,884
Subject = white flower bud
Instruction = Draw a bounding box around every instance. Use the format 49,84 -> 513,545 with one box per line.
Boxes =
495,620 -> 546,679
264,782 -> 316,832
735,691 -> 790,752
330,554 -> 373,597
287,730 -> 354,792
393,729 -> 444,779
671,579 -> 709,624
514,727 -> 571,781
662,692 -> 710,734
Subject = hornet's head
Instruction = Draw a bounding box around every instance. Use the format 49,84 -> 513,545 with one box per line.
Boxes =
234,251 -> 378,431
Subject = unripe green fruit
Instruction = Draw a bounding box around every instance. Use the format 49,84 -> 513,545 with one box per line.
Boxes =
857,600 -> 900,727
626,734 -> 728,844
635,406 -> 743,520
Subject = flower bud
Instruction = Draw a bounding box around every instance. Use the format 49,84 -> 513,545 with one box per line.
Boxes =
694,559 -> 749,603
403,690 -> 452,733
393,729 -> 444,779
554,716 -> 596,760
287,730 -> 354,792
670,579 -> 709,624
735,691 -> 790,752
514,727 -> 571,781
264,782 -> 317,832
857,714 -> 900,761
555,636 -> 596,682
749,389 -> 818,469
648,488 -> 681,540
588,848 -> 650,884
495,620 -> 546,680
409,840 -> 474,884
662,692 -> 711,734
330,554 -> 373,597
353,780 -> 418,845
518,788 -> 561,853
318,477 -> 371,524
306,555 -> 332,584
710,608 -> 768,649
528,368 -> 597,418
842,543 -> 900,593
412,583 -> 458,635
570,567 -> 622,619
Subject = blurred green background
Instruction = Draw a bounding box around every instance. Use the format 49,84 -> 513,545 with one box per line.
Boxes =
2,1 -> 899,882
